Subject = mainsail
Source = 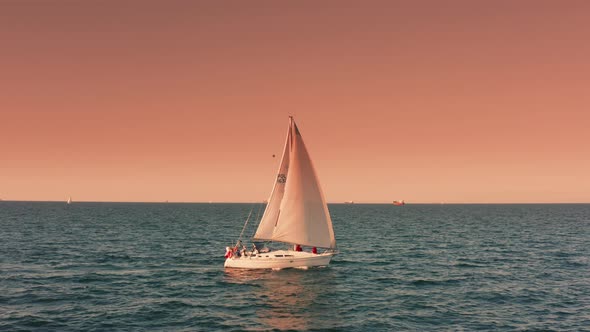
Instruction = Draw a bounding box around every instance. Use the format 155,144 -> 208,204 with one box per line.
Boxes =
253,117 -> 336,249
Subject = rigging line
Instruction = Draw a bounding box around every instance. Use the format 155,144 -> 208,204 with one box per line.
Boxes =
237,206 -> 254,243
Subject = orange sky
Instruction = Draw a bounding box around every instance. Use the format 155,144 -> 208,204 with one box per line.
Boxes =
1,1 -> 589,203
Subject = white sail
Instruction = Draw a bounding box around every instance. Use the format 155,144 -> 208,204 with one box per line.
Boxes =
253,117 -> 336,249
253,121 -> 291,240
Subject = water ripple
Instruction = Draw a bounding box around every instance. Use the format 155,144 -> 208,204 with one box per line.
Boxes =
1,202 -> 589,331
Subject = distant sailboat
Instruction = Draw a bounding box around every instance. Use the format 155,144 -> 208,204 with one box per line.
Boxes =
224,117 -> 337,269
67,196 -> 72,205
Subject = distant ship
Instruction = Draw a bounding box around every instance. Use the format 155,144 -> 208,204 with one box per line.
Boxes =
393,200 -> 405,206
344,201 -> 354,204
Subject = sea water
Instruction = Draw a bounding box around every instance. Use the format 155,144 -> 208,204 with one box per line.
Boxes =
1,202 -> 589,331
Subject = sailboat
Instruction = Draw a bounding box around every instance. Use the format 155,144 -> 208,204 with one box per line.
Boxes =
224,117 -> 337,269
67,196 -> 72,205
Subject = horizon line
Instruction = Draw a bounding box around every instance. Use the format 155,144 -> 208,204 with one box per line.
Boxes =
1,200 -> 589,205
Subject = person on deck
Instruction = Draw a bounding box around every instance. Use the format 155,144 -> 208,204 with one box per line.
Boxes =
225,247 -> 233,258
295,244 -> 302,252
233,240 -> 242,257
312,247 -> 317,254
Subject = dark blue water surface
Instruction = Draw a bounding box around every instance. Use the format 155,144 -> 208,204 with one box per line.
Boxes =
1,202 -> 589,331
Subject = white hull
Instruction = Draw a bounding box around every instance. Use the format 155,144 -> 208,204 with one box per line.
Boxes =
224,250 -> 333,269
